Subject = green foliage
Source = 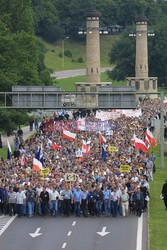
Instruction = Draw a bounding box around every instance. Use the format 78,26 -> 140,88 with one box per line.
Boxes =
108,27 -> 135,80
64,50 -> 72,58
78,57 -> 84,63
0,0 -> 52,91
0,109 -> 29,135
32,0 -> 64,42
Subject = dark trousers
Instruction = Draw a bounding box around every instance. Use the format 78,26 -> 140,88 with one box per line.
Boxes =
88,201 -> 95,216
164,197 -> 167,209
63,199 -> 71,216
135,200 -> 142,217
17,204 -> 23,217
41,201 -> 48,216
111,200 -> 118,217
9,203 -> 16,216
81,200 -> 87,217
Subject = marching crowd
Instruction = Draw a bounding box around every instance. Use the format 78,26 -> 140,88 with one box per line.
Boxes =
0,98 -> 165,219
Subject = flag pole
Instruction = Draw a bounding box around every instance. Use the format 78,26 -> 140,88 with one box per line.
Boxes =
160,91 -> 164,170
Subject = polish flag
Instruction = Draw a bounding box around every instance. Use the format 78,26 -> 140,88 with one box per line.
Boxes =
63,130 -> 76,141
145,128 -> 157,147
135,137 -> 148,153
51,143 -> 63,150
32,158 -> 44,172
82,140 -> 90,155
145,135 -> 150,149
164,99 -> 167,108
99,132 -> 106,144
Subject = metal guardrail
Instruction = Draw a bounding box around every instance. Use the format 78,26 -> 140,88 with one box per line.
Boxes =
0,91 -> 136,109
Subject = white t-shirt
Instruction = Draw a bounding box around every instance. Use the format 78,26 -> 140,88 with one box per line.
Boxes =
16,191 -> 26,204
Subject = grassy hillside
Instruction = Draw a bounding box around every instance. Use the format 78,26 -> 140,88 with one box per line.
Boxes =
39,36 -> 117,71
54,72 -> 125,91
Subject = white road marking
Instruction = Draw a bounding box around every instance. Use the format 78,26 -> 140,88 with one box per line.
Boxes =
136,214 -> 143,250
29,228 -> 43,238
67,231 -> 72,236
72,221 -> 76,226
0,215 -> 17,236
62,243 -> 67,248
97,227 -> 110,237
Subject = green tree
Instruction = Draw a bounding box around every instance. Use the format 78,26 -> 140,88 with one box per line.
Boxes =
108,27 -> 135,81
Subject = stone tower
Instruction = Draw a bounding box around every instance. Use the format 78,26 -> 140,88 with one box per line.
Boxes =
86,9 -> 101,83
127,15 -> 157,96
135,15 -> 148,78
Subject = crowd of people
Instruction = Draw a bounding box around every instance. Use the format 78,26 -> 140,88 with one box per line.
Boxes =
0,98 -> 166,219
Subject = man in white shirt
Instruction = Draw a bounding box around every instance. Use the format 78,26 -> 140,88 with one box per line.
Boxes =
16,188 -> 26,217
49,187 -> 60,216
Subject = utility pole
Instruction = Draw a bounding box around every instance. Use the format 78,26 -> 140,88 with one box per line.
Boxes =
160,91 -> 164,170
62,37 -> 69,68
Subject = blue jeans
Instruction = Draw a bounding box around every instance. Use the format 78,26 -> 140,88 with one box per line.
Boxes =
28,201 -> 34,216
96,201 -> 102,216
75,202 -> 81,216
17,204 -> 23,217
104,199 -> 111,216
111,200 -> 118,217
50,200 -> 58,216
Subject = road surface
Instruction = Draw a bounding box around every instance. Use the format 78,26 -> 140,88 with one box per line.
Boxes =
52,67 -> 112,79
0,213 -> 148,250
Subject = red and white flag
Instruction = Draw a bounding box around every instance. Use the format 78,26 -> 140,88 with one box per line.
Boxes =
99,132 -> 106,144
164,99 -> 167,108
82,140 -> 90,155
32,158 -> 44,172
145,128 -> 157,147
63,130 -> 76,141
48,139 -> 63,150
135,137 -> 148,153
51,143 -> 63,151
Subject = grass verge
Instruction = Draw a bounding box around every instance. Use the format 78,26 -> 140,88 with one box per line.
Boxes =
149,145 -> 167,250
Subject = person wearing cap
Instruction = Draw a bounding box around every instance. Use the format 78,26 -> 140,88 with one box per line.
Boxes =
162,180 -> 167,210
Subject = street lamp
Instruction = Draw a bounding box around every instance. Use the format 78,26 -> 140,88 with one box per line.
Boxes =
62,36 -> 69,68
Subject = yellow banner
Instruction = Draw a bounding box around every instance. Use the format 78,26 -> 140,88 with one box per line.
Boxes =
40,168 -> 50,176
108,146 -> 117,152
120,165 -> 130,173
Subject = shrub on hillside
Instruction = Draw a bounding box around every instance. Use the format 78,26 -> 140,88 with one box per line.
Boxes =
64,50 -> 72,57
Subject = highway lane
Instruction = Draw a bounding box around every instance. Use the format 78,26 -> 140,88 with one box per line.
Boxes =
0,213 -> 147,250
52,67 -> 113,79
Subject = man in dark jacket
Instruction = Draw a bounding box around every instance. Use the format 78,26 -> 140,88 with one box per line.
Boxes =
162,180 -> 167,210
134,187 -> 144,217
40,187 -> 49,216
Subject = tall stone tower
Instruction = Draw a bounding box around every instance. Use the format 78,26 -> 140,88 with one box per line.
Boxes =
86,9 -> 101,83
127,15 -> 157,96
135,15 -> 148,78
75,8 -> 112,107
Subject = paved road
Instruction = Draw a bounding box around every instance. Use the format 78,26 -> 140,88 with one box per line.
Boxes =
52,67 -> 113,79
0,213 -> 147,250
1,126 -> 36,148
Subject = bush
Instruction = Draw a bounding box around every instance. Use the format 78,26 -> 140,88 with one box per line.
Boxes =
51,49 -> 55,53
58,52 -> 62,58
71,59 -> 75,62
64,50 -> 72,57
78,57 -> 84,63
